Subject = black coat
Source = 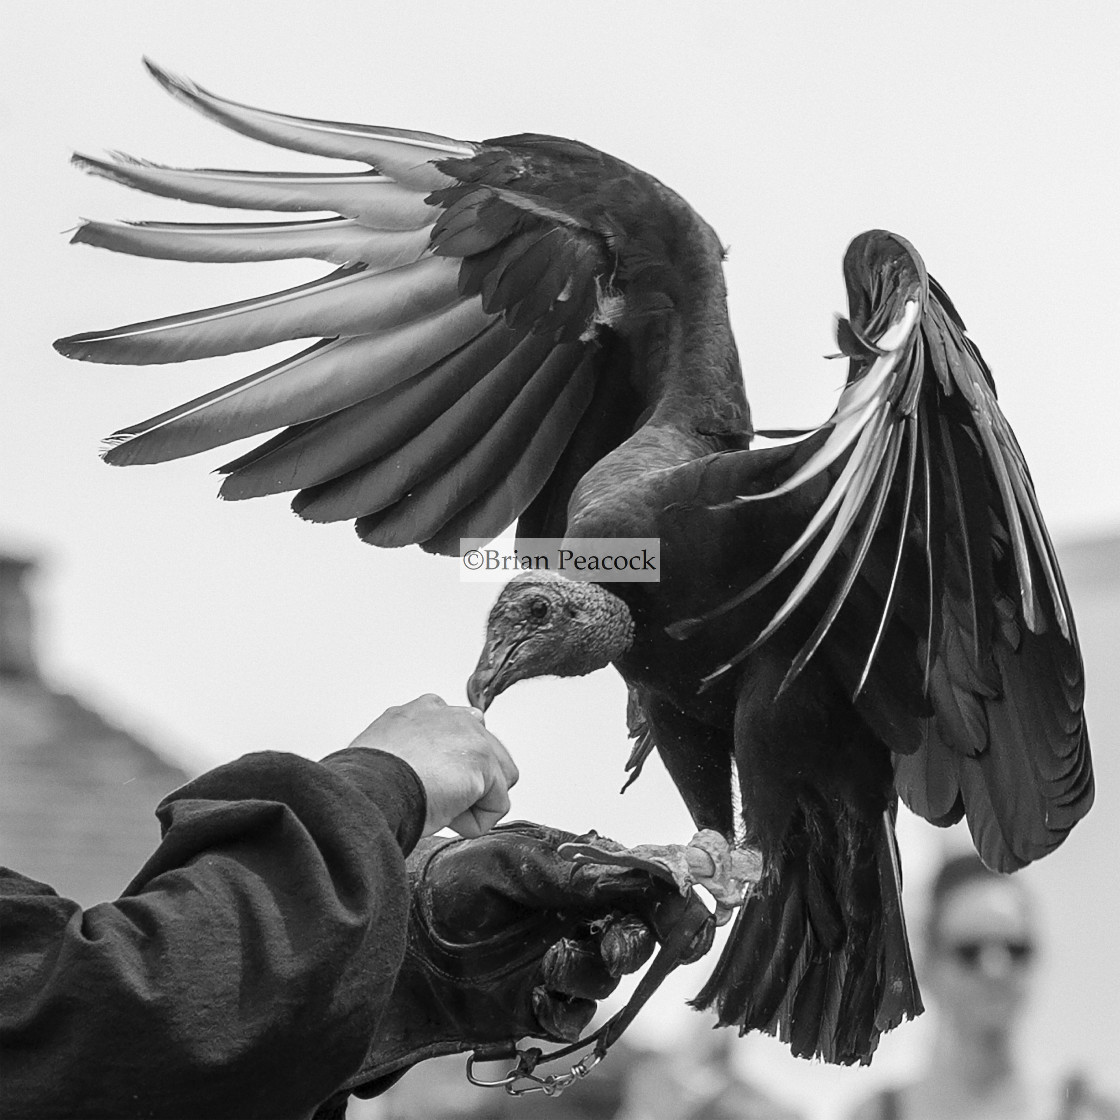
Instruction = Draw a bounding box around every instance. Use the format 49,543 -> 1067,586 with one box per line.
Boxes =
0,748 -> 425,1119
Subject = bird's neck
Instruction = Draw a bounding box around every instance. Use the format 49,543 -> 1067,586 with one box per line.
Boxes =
643,267 -> 750,444
583,584 -> 637,668
566,233 -> 752,539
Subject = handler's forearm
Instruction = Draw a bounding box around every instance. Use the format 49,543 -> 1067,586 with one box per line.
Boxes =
0,748 -> 425,1120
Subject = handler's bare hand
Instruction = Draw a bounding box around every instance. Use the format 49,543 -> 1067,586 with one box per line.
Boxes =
351,695 -> 518,838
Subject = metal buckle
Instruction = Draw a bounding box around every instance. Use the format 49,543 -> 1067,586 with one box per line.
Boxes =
464,896 -> 714,1098
465,1052 -> 521,1089
466,1047 -> 604,1097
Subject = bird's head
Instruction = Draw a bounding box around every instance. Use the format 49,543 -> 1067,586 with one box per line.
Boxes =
467,571 -> 636,712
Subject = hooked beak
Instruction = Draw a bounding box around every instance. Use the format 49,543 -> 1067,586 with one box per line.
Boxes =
466,634 -> 522,713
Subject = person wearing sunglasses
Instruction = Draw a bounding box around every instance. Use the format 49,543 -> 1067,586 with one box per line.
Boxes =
846,854 -> 1118,1120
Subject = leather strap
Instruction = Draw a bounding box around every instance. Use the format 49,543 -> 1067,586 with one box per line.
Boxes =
473,899 -> 711,1089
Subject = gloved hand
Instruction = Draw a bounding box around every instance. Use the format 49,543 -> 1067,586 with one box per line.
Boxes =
346,822 -> 714,1095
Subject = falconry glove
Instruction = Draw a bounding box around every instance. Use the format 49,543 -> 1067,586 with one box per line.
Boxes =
346,821 -> 712,1097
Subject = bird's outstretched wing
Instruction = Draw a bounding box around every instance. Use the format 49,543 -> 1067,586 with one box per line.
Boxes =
669,230 -> 1090,871
55,62 -> 736,552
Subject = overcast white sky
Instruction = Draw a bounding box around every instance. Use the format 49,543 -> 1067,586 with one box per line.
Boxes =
2,5 -> 1118,1110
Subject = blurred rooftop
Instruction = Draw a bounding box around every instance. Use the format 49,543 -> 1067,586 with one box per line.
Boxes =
0,550 -> 188,905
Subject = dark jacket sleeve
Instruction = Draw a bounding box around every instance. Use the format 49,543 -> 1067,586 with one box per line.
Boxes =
0,747 -> 426,1120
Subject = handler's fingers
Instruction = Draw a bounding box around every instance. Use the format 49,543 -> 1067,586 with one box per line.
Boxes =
651,895 -> 715,965
531,988 -> 597,1043
541,938 -> 619,1001
598,913 -> 657,977
484,728 -> 519,790
449,703 -> 519,789
447,806 -> 505,838
447,780 -> 512,838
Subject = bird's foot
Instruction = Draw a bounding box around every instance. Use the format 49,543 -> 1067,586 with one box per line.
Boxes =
559,829 -> 762,926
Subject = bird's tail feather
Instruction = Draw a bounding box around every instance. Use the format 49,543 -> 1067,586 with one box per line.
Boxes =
692,808 -> 920,1065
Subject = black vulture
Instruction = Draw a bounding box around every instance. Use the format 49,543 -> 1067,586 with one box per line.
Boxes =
55,62 -> 1091,1065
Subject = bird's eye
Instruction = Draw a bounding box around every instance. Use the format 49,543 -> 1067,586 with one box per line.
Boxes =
528,597 -> 550,621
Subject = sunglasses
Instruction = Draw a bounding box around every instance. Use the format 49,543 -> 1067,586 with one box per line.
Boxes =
943,939 -> 1035,969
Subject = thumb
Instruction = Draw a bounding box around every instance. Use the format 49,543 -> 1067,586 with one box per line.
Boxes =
445,778 -> 512,838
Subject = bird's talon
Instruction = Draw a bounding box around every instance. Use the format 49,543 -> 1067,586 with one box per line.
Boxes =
713,902 -> 737,927
559,830 -> 762,912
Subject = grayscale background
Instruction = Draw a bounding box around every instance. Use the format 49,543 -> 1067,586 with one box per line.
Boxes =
2,4 -> 1117,1116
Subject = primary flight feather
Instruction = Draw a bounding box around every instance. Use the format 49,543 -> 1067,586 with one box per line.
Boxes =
56,61 -> 1091,1065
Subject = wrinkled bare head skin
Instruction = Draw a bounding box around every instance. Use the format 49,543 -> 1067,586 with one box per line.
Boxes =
467,572 -> 635,711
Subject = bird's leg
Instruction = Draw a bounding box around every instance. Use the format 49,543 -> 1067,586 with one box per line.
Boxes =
559,829 -> 763,926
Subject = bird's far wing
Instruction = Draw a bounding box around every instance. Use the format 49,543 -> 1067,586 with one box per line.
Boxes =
669,230 -> 1090,871
54,62 -> 694,552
